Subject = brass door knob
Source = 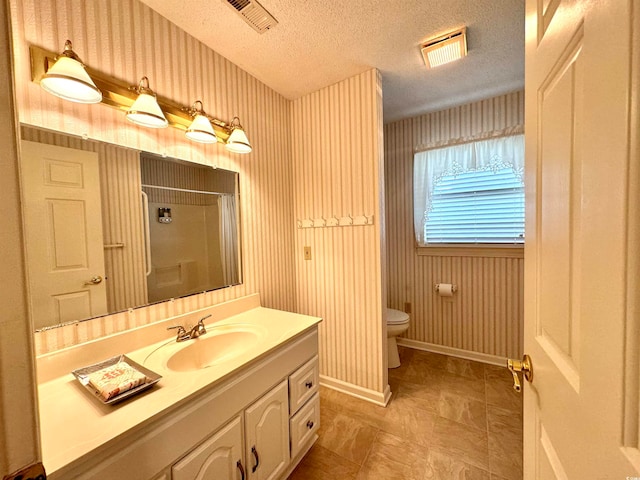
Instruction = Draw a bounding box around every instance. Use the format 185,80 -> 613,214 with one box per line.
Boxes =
84,275 -> 103,286
507,354 -> 533,393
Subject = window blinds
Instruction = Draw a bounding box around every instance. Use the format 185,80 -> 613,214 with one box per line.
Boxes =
413,134 -> 525,246
425,167 -> 524,244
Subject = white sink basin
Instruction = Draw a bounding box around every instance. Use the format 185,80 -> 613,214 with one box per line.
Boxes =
145,324 -> 264,372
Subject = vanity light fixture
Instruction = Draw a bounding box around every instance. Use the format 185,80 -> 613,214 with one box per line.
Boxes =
39,40 -> 102,104
126,77 -> 168,128
185,101 -> 218,144
225,117 -> 252,154
31,43 -> 252,153
420,27 -> 468,69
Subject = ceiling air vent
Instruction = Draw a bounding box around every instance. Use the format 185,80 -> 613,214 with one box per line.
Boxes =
420,27 -> 467,68
224,0 -> 278,34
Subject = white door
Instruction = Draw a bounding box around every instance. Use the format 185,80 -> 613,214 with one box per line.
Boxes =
523,0 -> 640,477
172,416 -> 245,480
20,141 -> 108,329
245,380 -> 290,480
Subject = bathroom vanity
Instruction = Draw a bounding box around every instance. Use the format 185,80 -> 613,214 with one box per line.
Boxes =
35,294 -> 321,479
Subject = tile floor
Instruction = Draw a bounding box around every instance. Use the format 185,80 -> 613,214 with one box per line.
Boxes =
288,347 -> 523,480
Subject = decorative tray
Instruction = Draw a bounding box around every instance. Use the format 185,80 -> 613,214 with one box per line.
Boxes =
71,354 -> 162,405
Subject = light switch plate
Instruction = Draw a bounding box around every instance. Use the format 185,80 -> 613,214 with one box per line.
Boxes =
304,246 -> 312,260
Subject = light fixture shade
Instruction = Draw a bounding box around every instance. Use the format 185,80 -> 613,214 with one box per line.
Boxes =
225,118 -> 252,154
126,77 -> 168,128
40,41 -> 102,103
186,113 -> 217,143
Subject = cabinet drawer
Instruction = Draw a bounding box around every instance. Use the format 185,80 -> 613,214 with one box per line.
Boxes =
288,355 -> 319,415
289,393 -> 320,459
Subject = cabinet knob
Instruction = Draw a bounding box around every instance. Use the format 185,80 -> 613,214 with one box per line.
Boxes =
307,420 -> 314,429
305,381 -> 313,388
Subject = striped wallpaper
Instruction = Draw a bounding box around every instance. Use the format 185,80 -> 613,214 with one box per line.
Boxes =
10,0 -> 296,355
141,153 -> 237,206
291,70 -> 387,398
384,91 -> 525,359
0,0 -> 39,472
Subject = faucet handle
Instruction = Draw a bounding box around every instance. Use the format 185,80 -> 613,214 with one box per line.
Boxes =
167,325 -> 189,341
196,314 -> 211,334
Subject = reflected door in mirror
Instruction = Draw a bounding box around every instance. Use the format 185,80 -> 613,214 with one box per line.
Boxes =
20,141 -> 108,329
19,127 -> 243,330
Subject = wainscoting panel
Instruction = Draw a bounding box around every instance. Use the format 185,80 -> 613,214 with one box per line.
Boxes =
10,0 -> 295,354
385,91 -> 525,359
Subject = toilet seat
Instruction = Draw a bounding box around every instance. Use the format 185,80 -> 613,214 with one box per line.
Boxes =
386,308 -> 409,325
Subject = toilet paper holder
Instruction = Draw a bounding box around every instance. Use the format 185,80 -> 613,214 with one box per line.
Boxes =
434,283 -> 458,295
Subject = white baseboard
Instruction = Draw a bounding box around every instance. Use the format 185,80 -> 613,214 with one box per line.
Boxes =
319,375 -> 391,406
396,338 -> 507,367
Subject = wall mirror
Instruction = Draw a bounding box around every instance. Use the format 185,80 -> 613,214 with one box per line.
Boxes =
19,125 -> 242,330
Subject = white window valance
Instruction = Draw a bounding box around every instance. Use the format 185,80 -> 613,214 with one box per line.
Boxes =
414,125 -> 524,153
413,134 -> 525,245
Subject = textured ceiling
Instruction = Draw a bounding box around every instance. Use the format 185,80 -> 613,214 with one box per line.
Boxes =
139,0 -> 525,123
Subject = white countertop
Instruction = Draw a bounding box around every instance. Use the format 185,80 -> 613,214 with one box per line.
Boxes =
37,299 -> 321,475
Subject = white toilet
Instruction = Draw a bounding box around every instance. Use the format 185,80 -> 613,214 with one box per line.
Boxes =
386,308 -> 410,368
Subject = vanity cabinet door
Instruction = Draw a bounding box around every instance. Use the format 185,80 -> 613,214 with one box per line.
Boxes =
244,380 -> 290,480
172,415 -> 245,480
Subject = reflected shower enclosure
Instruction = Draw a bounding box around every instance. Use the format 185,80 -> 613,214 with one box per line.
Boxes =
141,153 -> 240,303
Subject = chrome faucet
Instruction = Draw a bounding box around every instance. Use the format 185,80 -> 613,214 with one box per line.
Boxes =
167,314 -> 211,342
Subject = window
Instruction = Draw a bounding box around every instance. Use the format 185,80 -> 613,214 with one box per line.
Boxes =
426,167 -> 524,243
413,134 -> 524,246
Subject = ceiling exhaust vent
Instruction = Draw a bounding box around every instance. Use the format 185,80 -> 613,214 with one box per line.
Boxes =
224,0 -> 278,34
420,27 -> 467,68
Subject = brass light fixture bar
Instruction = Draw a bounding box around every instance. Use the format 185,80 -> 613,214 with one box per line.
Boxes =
29,44 -> 233,143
